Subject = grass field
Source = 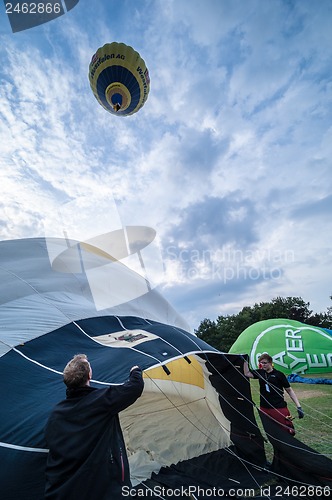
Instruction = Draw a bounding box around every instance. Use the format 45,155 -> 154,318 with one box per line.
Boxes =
249,376 -> 332,461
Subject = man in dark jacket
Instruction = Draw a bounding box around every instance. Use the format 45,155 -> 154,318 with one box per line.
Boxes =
44,354 -> 144,500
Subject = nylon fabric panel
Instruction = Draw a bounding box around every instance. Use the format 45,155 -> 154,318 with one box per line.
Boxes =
0,237 -> 190,352
95,66 -> 141,113
142,323 -> 217,354
138,447 -> 270,493
75,316 -> 218,369
16,325 -> 151,382
260,412 -> 332,486
0,350 -> 62,448
145,356 -> 204,389
122,370 -> 230,483
204,353 -> 267,466
0,448 -> 46,500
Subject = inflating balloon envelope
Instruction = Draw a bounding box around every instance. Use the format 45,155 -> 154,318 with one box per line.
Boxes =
229,319 -> 332,375
1,237 -> 331,498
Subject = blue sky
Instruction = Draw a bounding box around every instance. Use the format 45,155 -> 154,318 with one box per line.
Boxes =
0,0 -> 331,331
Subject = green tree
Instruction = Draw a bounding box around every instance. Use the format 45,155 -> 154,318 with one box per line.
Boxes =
195,318 -> 220,348
195,295 -> 332,352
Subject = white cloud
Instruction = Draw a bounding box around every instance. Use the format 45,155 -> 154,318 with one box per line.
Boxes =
0,0 -> 331,330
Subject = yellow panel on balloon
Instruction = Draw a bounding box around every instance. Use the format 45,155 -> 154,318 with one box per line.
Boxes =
144,355 -> 204,389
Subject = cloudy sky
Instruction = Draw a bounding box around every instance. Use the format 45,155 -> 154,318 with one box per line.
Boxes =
0,0 -> 331,331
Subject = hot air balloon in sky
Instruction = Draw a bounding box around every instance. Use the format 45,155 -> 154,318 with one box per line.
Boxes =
88,42 -> 150,116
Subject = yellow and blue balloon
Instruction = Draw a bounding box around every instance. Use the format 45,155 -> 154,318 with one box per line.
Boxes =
89,42 -> 150,116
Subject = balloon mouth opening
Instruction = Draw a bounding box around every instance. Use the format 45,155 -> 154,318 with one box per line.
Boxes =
106,84 -> 131,114
111,93 -> 123,112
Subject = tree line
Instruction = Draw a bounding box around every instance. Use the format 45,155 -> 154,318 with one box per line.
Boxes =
194,296 -> 332,352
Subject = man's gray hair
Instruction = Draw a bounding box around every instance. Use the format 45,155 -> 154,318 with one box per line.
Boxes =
63,354 -> 91,388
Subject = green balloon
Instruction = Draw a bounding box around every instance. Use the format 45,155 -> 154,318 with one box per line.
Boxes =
229,319 -> 332,374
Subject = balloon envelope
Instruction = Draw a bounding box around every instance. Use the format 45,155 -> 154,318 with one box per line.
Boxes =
88,42 -> 150,116
229,318 -> 332,374
0,237 -> 232,498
